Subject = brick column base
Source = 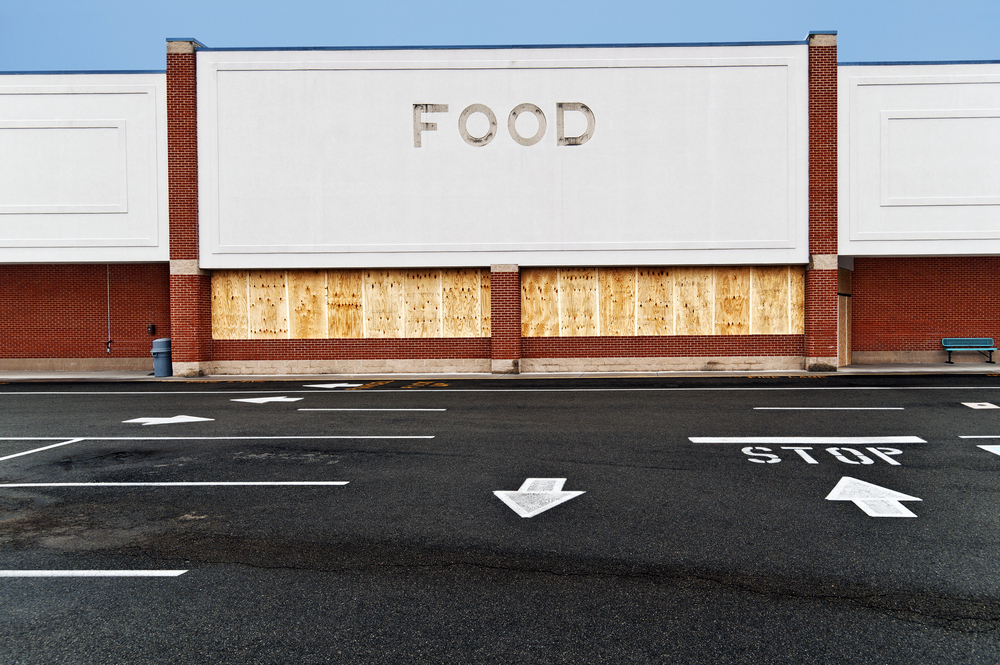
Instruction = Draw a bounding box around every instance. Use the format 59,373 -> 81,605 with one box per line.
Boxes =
490,264 -> 521,374
169,264 -> 212,376
804,266 -> 838,372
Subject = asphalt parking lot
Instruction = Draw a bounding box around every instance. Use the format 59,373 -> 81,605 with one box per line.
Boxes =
3,374 -> 1000,663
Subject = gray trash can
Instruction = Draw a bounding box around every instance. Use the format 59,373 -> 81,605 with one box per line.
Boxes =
151,338 -> 172,377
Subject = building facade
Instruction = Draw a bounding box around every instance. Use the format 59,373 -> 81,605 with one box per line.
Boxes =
1,33 -> 997,374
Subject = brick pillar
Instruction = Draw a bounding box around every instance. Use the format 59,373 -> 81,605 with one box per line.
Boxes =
490,264 -> 521,374
167,39 -> 212,376
804,31 -> 839,371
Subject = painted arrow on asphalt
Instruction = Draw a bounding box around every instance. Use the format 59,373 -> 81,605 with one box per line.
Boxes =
825,477 -> 921,517
494,478 -> 585,518
122,416 -> 215,426
304,383 -> 364,389
978,445 -> 1000,457
230,396 -> 304,404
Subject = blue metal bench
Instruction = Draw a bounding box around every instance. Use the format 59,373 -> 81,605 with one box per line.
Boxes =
942,338 -> 996,364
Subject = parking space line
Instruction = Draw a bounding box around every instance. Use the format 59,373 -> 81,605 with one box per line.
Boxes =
0,436 -> 433,441
298,408 -> 447,412
690,436 -> 926,444
0,570 -> 188,577
753,407 -> 904,410
0,482 -> 348,487
0,438 -> 84,462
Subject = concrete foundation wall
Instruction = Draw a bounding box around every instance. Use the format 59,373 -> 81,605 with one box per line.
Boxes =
852,351 -> 996,365
0,358 -> 154,371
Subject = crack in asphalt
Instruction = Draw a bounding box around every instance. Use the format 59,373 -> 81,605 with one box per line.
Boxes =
98,531 -> 1000,634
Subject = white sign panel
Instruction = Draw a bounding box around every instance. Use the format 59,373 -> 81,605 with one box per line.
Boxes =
199,45 -> 809,268
840,63 -> 1000,256
0,73 -> 168,262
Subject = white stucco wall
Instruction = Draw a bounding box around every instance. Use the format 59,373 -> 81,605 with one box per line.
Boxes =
198,44 -> 810,269
0,73 -> 168,262
840,62 -> 1000,256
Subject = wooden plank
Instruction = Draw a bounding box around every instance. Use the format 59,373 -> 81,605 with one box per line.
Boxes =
752,266 -> 790,334
364,270 -> 405,338
674,267 -> 714,336
789,266 -> 805,334
520,268 -> 559,337
838,267 -> 852,296
480,270 -> 491,337
211,270 -> 248,340
287,270 -> 327,339
442,269 -> 481,338
838,294 -> 851,366
636,268 -> 672,336
405,270 -> 442,338
559,268 -> 599,336
714,267 -> 751,335
599,268 -> 636,336
327,269 -> 364,339
248,270 -> 288,339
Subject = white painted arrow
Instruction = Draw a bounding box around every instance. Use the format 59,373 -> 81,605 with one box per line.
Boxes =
494,478 -> 585,518
122,415 -> 214,426
978,445 -> 1000,457
825,477 -> 921,517
230,396 -> 303,404
304,383 -> 364,389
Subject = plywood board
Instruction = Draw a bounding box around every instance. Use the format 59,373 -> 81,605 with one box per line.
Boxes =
521,268 -> 559,337
287,270 -> 327,339
559,268 -> 599,336
364,270 -> 405,338
789,266 -> 805,334
599,268 -> 636,336
674,267 -> 714,336
480,271 -> 491,337
211,270 -> 249,340
405,270 -> 442,338
752,266 -> 789,334
248,270 -> 288,339
442,269 -> 481,338
714,267 -> 751,335
327,269 -> 364,338
636,268 -> 672,336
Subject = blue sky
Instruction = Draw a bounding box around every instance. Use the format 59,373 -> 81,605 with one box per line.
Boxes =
1,0 -> 998,72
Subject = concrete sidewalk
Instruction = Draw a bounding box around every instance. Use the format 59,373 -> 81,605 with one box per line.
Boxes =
0,363 -> 996,382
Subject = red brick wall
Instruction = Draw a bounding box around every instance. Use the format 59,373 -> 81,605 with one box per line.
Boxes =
169,273 -> 212,361
213,338 -> 489,360
0,264 -> 170,358
808,39 -> 837,258
211,336 -> 805,362
167,44 -> 213,364
522,335 -> 804,359
167,50 -> 199,262
805,35 -> 838,364
852,257 -> 1000,352
490,269 -> 521,361
804,269 -> 838,354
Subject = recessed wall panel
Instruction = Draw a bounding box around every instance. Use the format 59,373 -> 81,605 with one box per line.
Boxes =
0,121 -> 126,213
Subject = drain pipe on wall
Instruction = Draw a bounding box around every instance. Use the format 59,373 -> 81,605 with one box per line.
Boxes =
105,264 -> 113,354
